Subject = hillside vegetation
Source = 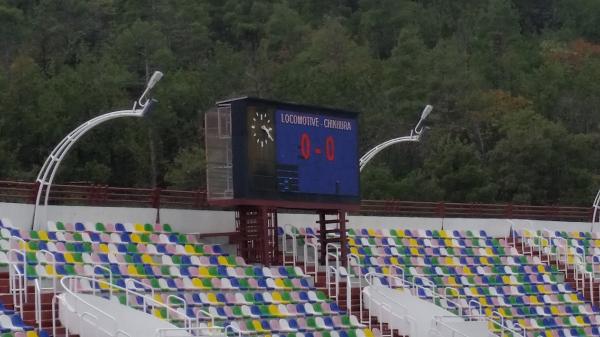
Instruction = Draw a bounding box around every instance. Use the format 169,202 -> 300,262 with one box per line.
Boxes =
1,0 -> 599,205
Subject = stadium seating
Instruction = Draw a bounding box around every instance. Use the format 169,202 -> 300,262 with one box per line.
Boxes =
0,220 -> 373,337
285,226 -> 600,337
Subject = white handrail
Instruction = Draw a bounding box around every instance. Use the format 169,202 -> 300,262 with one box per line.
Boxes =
282,224 -> 297,266
57,275 -> 218,336
303,240 -> 318,282
8,248 -> 26,316
325,242 -> 340,299
34,279 -> 42,331
166,295 -> 188,328
92,264 -> 113,297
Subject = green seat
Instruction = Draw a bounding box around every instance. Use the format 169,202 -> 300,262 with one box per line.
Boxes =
172,255 -> 182,265
26,252 -> 38,263
238,278 -> 250,289
73,232 -> 83,241
26,265 -> 37,278
30,231 -> 39,240
150,278 -> 160,289
64,264 -> 76,275
127,244 -> 137,253
144,223 -> 154,232
231,306 -> 242,317
56,222 -> 66,231
95,222 -> 106,232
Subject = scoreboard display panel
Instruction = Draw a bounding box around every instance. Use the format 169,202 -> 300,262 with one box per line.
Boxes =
212,97 -> 360,208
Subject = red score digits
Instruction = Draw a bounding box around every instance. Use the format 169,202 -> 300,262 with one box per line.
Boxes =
300,133 -> 335,161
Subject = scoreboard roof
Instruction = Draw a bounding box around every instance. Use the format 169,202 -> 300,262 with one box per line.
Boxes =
216,96 -> 360,119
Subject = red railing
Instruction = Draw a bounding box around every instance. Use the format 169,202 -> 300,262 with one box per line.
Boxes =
0,180 -> 592,221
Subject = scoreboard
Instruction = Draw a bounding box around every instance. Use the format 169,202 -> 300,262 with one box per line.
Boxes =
205,97 -> 360,209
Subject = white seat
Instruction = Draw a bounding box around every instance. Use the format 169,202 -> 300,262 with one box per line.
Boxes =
47,221 -> 57,232
124,223 -> 135,232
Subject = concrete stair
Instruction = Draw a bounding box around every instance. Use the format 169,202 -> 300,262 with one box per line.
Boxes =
0,271 -> 75,337
301,263 -> 407,337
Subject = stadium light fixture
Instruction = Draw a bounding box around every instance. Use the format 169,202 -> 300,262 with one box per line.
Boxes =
31,71 -> 164,229
359,104 -> 433,172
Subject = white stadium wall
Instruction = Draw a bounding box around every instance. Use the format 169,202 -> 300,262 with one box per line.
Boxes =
0,201 -> 593,236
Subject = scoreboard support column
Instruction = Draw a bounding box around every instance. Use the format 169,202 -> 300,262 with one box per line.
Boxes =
235,206 -> 279,266
317,209 -> 348,267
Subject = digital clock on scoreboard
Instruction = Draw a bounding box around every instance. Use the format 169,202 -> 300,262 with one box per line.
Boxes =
205,97 -> 360,209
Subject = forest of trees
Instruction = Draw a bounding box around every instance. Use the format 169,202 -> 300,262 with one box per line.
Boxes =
1,0 -> 600,206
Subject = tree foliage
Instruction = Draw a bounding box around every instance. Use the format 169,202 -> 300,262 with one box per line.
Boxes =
0,0 -> 599,205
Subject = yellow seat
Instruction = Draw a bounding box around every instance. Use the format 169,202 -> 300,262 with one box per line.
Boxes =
99,243 -> 109,254
45,265 -> 55,276
444,239 -> 453,247
408,238 -> 418,247
364,329 -> 375,337
367,229 -> 377,237
575,316 -> 585,325
154,294 -> 163,303
141,254 -> 154,265
529,296 -> 539,305
274,278 -> 285,288
348,238 -> 356,246
64,253 -> 75,264
127,265 -> 138,276
130,233 -> 141,244
439,230 -> 448,238
26,331 -> 39,337
268,304 -> 280,316
409,248 -> 420,256
198,267 -> 209,277
447,277 -> 457,286
550,306 -> 560,315
38,231 -> 49,241
252,320 -> 264,332
461,266 -> 472,275
217,256 -> 229,266
192,278 -> 204,289
272,292 -> 284,303
381,266 -> 389,275
134,223 -> 145,232
152,308 -> 164,318
98,282 -> 110,290
390,257 -> 400,265
480,257 -> 489,265
207,293 -> 219,303
350,247 -> 359,255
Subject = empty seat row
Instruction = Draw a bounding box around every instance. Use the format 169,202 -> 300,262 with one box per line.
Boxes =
48,221 -> 173,233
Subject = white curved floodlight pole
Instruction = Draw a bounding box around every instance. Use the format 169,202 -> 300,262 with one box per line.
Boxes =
32,71 -> 163,229
359,105 -> 433,172
592,189 -> 600,232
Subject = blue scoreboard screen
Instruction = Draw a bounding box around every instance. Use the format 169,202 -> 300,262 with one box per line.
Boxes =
275,109 -> 359,197
220,97 -> 360,208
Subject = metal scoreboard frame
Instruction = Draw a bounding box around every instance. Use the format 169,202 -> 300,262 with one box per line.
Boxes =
205,97 -> 360,211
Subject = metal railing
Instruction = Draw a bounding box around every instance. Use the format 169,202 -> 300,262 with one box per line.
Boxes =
0,180 -> 593,221
56,275 -> 225,337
